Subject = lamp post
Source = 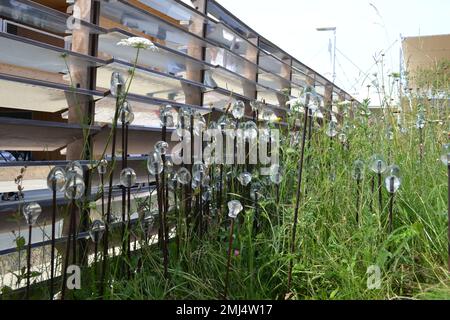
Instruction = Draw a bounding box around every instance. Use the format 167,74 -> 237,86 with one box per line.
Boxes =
316,27 -> 337,83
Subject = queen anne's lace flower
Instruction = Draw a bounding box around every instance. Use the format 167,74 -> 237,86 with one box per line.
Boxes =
117,37 -> 158,50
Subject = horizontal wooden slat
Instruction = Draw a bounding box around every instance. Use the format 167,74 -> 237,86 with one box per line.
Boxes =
0,117 -> 100,151
92,125 -> 175,157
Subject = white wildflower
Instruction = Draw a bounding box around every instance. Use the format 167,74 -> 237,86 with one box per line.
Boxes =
117,37 -> 158,50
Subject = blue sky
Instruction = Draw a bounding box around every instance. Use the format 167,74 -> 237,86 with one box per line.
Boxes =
217,0 -> 450,103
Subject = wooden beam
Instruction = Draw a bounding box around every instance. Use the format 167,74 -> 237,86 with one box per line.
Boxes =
0,63 -> 65,84
66,0 -> 95,160
184,0 -> 206,105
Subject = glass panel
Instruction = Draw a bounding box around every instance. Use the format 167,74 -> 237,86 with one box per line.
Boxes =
258,72 -> 291,92
315,84 -> 326,98
136,0 -> 205,31
206,0 -> 257,40
257,90 -> 282,106
0,33 -> 104,76
0,0 -> 104,35
259,38 -> 290,61
203,90 -> 236,111
258,53 -> 285,76
205,22 -> 255,59
292,60 -> 310,76
95,96 -> 164,128
291,70 -> 309,89
205,47 -> 257,79
94,95 -> 209,128
97,61 -> 207,104
290,85 -> 303,99
0,75 -> 102,113
98,31 -> 208,78
206,67 -> 270,100
99,0 -> 208,52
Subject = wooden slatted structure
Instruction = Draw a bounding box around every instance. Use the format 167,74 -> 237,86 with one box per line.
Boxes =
0,0 -> 359,258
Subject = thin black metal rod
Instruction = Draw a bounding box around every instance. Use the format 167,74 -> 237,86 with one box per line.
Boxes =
61,198 -> 75,300
223,218 -> 235,299
287,105 -> 309,291
370,176 -> 374,212
448,163 -> 450,272
419,128 -> 424,162
71,202 -> 77,266
253,193 -> 259,236
389,195 -> 394,233
304,110 -> 313,197
127,186 -> 131,279
50,181 -> 56,300
161,121 -> 170,268
356,179 -> 361,224
156,174 -> 168,278
26,224 -> 32,300
94,236 -> 98,264
101,173 -> 105,220
378,173 -> 383,213
121,116 -> 126,266
100,84 -> 122,298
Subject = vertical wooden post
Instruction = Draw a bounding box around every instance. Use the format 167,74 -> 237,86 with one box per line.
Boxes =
243,37 -> 259,116
186,0 -> 207,106
62,0 -> 99,275
277,57 -> 292,109
66,0 -> 96,160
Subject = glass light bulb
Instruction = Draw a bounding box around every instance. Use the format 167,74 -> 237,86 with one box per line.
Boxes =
154,141 -> 169,155
338,133 -> 347,143
369,154 -> 387,174
65,161 -> 83,177
326,121 -> 338,138
193,162 -> 207,182
415,116 -> 426,129
228,200 -> 243,219
176,167 -> 191,185
89,220 -> 106,243
385,175 -> 401,193
160,104 -> 175,127
250,182 -> 261,201
147,152 -> 163,175
47,167 -> 66,192
238,172 -> 252,186
110,71 -> 125,97
232,100 -> 245,119
243,121 -> 258,140
97,158 -> 108,175
120,168 -> 136,188
22,202 -> 42,226
440,144 -> 450,166
352,160 -> 365,181
270,165 -> 283,185
202,187 -> 212,202
119,100 -> 134,125
64,174 -> 85,200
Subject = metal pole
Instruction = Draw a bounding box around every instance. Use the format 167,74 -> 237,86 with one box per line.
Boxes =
26,224 -> 32,300
50,180 -> 56,300
333,29 -> 337,83
287,102 -> 310,291
447,163 -> 450,272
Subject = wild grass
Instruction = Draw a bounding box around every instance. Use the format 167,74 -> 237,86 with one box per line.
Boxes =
85,89 -> 449,300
